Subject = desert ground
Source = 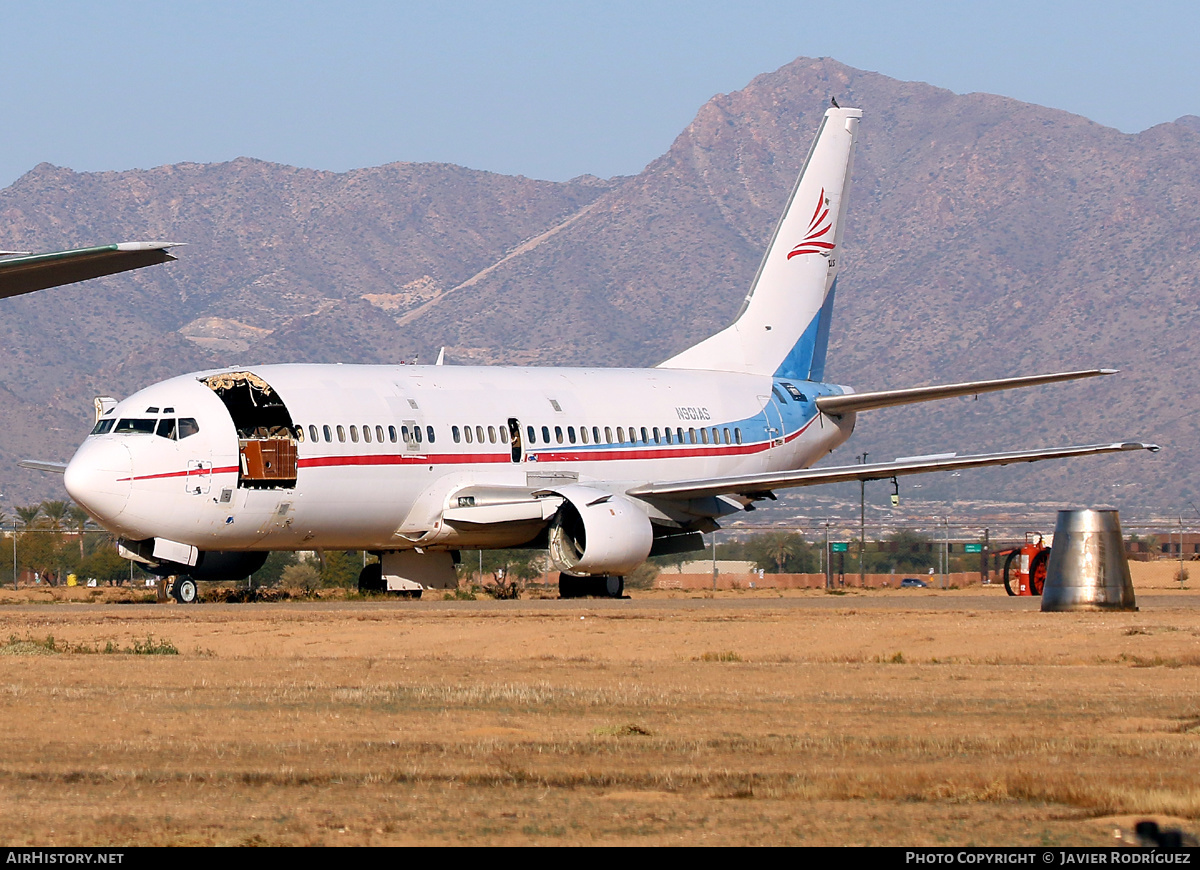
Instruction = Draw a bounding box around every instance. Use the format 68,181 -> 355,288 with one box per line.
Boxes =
0,563 -> 1195,846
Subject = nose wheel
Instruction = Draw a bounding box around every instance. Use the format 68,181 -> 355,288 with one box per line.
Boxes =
170,577 -> 199,604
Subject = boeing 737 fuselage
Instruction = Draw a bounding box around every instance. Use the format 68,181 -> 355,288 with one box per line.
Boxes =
42,108 -> 1157,601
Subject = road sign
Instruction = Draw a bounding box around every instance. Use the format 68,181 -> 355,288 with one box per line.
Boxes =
831,542 -> 849,552
964,543 -> 983,553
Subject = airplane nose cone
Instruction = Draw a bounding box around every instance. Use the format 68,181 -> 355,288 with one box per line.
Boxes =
64,439 -> 133,523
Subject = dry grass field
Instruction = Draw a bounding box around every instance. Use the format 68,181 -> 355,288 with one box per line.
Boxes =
0,564 -> 1196,846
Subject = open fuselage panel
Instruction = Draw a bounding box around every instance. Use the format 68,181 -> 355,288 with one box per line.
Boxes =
202,372 -> 298,490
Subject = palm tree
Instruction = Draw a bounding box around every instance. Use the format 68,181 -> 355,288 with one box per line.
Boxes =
40,501 -> 69,531
68,505 -> 90,558
15,505 -> 41,529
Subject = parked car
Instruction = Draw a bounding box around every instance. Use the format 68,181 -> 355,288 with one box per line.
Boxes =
900,578 -> 928,588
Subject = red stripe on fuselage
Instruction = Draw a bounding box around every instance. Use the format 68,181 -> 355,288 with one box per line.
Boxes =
117,417 -> 818,481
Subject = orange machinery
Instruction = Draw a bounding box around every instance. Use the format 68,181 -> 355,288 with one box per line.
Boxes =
997,534 -> 1051,596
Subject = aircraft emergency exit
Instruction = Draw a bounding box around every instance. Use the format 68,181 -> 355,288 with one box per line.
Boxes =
29,107 -> 1157,601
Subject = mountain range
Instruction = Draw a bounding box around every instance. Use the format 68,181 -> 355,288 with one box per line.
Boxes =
2,56 -> 1196,514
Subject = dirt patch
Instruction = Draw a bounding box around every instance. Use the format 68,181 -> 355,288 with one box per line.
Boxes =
0,592 -> 1197,845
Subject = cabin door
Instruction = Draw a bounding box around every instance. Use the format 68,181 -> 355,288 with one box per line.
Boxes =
508,418 -> 523,463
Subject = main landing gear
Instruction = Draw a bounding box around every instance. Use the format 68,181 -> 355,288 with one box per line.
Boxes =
558,573 -> 625,599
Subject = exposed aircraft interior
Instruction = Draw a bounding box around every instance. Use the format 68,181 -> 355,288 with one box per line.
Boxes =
202,371 -> 298,489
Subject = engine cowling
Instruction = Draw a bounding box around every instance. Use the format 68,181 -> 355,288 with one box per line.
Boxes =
546,485 -> 653,576
148,550 -> 269,581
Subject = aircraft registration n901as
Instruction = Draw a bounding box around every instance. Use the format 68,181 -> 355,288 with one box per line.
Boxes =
27,107 -> 1158,601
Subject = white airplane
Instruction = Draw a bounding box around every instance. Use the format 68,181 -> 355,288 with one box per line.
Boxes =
28,107 -> 1157,602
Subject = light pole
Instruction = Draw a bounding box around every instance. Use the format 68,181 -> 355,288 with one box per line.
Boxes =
858,453 -> 868,586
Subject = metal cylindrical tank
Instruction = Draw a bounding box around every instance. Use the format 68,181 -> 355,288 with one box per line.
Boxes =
1041,509 -> 1137,611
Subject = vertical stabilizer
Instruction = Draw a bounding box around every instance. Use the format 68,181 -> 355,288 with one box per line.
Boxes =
659,107 -> 861,379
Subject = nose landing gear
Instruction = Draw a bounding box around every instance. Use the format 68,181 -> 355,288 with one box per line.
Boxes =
170,576 -> 199,604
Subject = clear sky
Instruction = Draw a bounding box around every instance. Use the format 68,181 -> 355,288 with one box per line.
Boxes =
2,1 -> 1196,189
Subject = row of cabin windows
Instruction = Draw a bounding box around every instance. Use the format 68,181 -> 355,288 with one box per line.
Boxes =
453,424 -> 511,445
297,424 -> 436,445
449,423 -> 744,447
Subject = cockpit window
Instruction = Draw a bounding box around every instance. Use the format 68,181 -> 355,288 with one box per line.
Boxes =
90,419 -> 115,436
178,418 -> 200,439
113,418 -> 156,435
156,418 -> 177,440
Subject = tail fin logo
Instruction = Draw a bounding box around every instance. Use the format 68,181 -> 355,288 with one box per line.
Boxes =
786,187 -> 835,259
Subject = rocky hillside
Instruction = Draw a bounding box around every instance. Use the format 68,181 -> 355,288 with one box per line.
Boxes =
1,57 -> 1195,512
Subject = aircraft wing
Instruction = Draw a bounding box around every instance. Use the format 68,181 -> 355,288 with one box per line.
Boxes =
627,441 -> 1159,501
0,242 -> 180,299
18,460 -> 67,474
816,369 -> 1115,416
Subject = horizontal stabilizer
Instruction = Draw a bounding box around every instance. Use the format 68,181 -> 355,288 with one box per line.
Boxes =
627,441 -> 1159,501
18,459 -> 68,474
816,368 -> 1116,416
0,242 -> 181,299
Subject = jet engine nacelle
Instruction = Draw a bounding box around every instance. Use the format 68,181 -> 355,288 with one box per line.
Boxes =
546,485 -> 653,576
121,538 -> 269,581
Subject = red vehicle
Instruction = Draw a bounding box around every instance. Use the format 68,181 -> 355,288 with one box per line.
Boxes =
999,535 -> 1051,596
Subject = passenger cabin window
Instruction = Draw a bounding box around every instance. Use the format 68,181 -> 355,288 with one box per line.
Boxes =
363,426 -> 372,443
389,426 -> 397,443
376,425 -> 385,443
426,426 -> 435,443
567,426 -> 576,444
488,426 -> 497,443
527,426 -> 536,444
464,426 -> 473,444
323,425 -> 332,442
453,426 -> 461,443
542,426 -> 550,443
309,425 -> 319,443
337,425 -> 346,443
350,426 -> 359,443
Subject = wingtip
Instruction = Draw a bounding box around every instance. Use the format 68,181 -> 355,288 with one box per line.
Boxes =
114,241 -> 185,252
